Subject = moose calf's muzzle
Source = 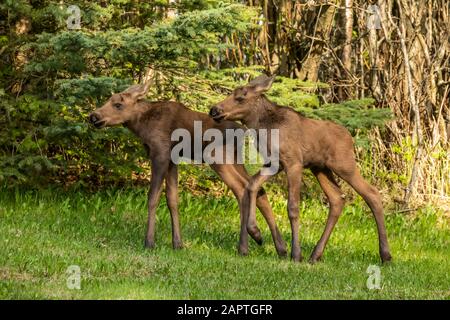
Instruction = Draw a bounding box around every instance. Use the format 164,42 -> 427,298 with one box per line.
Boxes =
89,113 -> 105,128
209,106 -> 224,121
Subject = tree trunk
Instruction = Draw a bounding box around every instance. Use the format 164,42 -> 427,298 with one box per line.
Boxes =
388,1 -> 424,204
338,0 -> 354,99
341,0 -> 353,73
296,1 -> 337,82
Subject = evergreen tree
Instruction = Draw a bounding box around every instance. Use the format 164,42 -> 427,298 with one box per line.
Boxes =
0,1 -> 390,187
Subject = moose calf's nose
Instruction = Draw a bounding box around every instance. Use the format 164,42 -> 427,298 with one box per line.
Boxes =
89,113 -> 99,124
209,107 -> 222,117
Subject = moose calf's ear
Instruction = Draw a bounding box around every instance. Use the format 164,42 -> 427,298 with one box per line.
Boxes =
123,83 -> 151,101
247,74 -> 275,95
139,81 -> 151,98
132,83 -> 151,101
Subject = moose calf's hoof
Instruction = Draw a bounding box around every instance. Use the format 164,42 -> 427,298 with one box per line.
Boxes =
309,247 -> 323,264
248,227 -> 263,246
277,248 -> 288,259
308,255 -> 322,265
238,245 -> 249,256
381,251 -> 393,264
144,239 -> 155,249
275,239 -> 288,258
172,241 -> 184,250
254,236 -> 263,246
291,253 -> 303,263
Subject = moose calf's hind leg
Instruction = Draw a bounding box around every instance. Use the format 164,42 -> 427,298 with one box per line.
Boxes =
309,169 -> 345,264
341,169 -> 392,263
286,166 -> 303,262
255,188 -> 288,257
166,164 -> 183,250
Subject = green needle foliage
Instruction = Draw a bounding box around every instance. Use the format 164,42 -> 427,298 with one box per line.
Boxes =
0,1 -> 391,187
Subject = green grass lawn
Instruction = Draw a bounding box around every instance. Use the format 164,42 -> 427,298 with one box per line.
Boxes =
0,187 -> 448,299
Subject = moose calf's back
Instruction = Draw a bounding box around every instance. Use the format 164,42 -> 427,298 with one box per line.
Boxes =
275,107 -> 355,169
130,101 -> 242,148
209,74 -> 392,263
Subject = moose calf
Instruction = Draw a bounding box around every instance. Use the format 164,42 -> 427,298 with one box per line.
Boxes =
89,81 -> 287,257
210,75 -> 392,263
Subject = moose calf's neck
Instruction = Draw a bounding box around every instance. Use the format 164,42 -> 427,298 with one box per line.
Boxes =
242,96 -> 292,130
123,101 -> 157,140
124,100 -> 239,145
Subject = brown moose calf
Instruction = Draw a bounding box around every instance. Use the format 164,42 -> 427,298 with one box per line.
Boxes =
89,81 -> 287,257
210,75 -> 392,263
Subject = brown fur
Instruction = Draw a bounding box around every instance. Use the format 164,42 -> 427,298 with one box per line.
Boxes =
210,75 -> 392,263
89,84 -> 287,256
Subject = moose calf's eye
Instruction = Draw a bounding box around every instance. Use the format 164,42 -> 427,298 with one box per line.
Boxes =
114,103 -> 123,110
234,88 -> 247,102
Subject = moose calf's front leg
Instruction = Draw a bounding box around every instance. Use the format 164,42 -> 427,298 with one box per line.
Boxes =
145,162 -> 168,249
243,171 -> 273,255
